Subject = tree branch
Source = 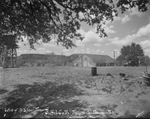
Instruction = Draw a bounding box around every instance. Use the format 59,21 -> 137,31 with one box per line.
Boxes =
39,0 -> 59,30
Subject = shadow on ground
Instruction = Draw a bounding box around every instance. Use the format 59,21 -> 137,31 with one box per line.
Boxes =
0,81 -> 84,118
1,78 -> 150,118
0,89 -> 8,95
144,78 -> 150,86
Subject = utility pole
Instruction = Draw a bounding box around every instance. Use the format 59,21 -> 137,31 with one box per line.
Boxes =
113,51 -> 116,66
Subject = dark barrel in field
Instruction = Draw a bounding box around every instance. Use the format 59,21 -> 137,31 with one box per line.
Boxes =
91,67 -> 97,76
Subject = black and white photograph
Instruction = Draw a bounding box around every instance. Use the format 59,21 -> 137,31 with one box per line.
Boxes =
0,0 -> 150,118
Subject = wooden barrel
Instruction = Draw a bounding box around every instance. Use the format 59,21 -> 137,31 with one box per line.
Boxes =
91,67 -> 97,76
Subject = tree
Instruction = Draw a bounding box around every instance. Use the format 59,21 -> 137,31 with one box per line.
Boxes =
138,55 -> 150,72
1,0 -> 149,49
140,55 -> 150,66
1,35 -> 19,49
117,43 -> 144,66
0,35 -> 18,67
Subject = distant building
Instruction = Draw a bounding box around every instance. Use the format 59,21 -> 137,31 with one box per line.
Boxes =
17,53 -> 68,67
17,53 -> 115,67
72,54 -> 115,67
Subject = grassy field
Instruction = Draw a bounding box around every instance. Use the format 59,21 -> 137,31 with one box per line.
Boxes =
0,66 -> 150,118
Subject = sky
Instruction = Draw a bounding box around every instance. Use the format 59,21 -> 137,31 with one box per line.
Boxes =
17,5 -> 150,59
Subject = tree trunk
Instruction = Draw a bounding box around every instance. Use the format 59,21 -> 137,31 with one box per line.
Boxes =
2,46 -> 7,68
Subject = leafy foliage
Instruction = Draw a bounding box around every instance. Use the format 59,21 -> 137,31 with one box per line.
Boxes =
1,0 -> 150,48
117,43 -> 144,66
1,35 -> 19,49
140,55 -> 150,66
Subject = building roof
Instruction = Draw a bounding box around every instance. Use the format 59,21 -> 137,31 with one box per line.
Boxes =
86,54 -> 115,63
67,54 -> 80,62
19,54 -> 49,60
18,53 -> 115,65
72,54 -> 115,63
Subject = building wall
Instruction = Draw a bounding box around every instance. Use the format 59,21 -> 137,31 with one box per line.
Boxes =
73,55 -> 115,67
73,55 -> 96,67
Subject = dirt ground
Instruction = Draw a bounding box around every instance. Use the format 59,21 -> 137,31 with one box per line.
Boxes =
0,66 -> 150,118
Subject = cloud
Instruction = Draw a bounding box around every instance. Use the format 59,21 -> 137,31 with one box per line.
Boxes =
94,43 -> 102,46
42,38 -> 58,47
76,27 -> 115,48
24,49 -> 37,54
109,23 -> 150,46
114,16 -> 121,22
77,28 -> 104,44
108,36 -> 134,46
17,36 -> 60,55
108,37 -> 123,45
72,48 -> 103,55
76,21 -> 116,47
113,14 -> 130,24
136,23 -> 150,37
62,48 -> 70,52
35,47 -> 50,54
101,17 -> 117,34
144,49 -> 150,54
77,28 -> 86,36
83,48 -> 102,54
104,25 -> 116,34
79,12 -> 84,19
21,47 -> 50,54
17,49 -> 28,56
43,43 -> 56,47
113,6 -> 145,24
140,40 -> 150,48
75,29 -> 86,47
75,40 -> 85,47
129,7 -> 143,17
121,15 -> 130,24
62,49 -> 72,56
17,37 -> 29,47
83,31 -> 104,43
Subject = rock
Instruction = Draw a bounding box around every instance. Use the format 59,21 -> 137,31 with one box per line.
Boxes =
123,77 -> 129,81
106,73 -> 112,76
119,73 -> 125,77
106,73 -> 113,78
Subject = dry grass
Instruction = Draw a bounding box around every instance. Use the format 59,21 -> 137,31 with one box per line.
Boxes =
0,66 -> 150,118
